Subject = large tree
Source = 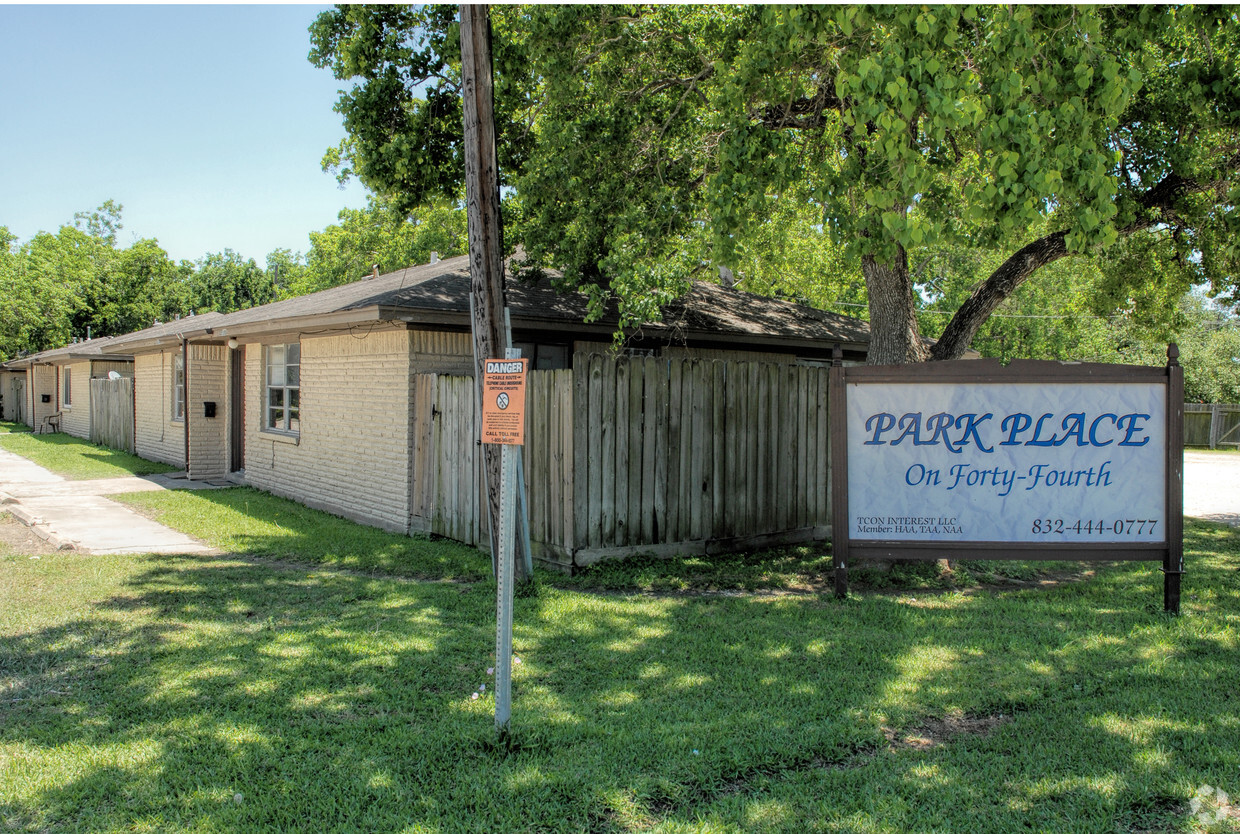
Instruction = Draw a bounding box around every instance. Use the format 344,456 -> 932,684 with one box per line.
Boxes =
311,4 -> 1240,364
285,196 -> 467,297
189,250 -> 276,314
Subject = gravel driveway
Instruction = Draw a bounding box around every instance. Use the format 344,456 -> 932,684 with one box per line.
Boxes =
1184,451 -> 1240,527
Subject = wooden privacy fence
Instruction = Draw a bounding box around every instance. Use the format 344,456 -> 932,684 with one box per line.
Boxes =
1184,403 -> 1240,449
90,377 -> 134,452
410,354 -> 831,569
411,373 -> 482,545
409,370 -> 575,552
571,354 -> 831,565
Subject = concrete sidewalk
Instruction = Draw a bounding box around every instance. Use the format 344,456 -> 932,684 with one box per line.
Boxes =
0,446 -> 220,555
1184,452 -> 1240,528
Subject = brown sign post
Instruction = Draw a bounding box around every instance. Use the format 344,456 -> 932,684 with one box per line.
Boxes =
830,345 -> 1184,613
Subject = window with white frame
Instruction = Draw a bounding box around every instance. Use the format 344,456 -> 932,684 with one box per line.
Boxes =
265,343 -> 300,434
63,367 -> 72,406
172,355 -> 185,421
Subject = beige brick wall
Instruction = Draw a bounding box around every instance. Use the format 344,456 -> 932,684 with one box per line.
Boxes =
28,365 -> 58,430
58,361 -> 92,439
243,328 -> 414,532
187,344 -> 229,480
134,351 -> 186,468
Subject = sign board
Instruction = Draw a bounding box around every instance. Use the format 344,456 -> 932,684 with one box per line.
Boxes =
481,358 -> 527,445
829,349 -> 1184,611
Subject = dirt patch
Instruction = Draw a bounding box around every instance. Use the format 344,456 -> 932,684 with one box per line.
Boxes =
0,513 -> 63,557
884,712 -> 1011,751
575,561 -> 1103,601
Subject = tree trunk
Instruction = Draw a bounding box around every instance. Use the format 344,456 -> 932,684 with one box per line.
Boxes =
862,246 -> 930,365
930,231 -> 1069,362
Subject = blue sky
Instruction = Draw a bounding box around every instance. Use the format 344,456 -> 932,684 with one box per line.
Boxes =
0,4 -> 371,264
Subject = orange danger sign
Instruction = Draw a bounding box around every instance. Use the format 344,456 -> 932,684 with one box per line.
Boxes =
481,358 -> 527,445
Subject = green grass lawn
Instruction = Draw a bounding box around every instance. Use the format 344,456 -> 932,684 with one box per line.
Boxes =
0,426 -> 176,480
2,505 -> 1237,832
0,420 -> 32,434
116,487 -> 1080,594
116,487 -> 494,583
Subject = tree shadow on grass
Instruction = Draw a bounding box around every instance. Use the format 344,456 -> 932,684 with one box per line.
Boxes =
120,485 -> 496,583
1,522 -> 1237,832
0,431 -> 175,478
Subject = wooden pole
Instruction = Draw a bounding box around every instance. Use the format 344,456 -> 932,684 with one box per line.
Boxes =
462,4 -> 524,579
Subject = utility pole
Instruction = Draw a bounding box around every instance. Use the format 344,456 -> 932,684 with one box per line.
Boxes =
460,4 -> 529,582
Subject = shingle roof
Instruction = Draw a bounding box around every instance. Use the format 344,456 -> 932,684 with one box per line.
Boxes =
5,335 -> 133,367
99,312 -> 226,351
193,254 -> 871,350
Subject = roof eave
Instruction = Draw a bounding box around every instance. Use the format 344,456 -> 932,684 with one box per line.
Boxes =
211,307 -> 388,344
49,352 -> 135,364
101,329 -> 217,354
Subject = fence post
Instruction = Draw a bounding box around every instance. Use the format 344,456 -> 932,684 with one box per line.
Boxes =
829,344 -> 848,599
1165,345 -> 1184,615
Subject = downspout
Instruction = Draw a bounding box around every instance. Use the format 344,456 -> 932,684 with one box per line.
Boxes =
182,337 -> 190,477
159,351 -> 166,443
131,362 -> 137,455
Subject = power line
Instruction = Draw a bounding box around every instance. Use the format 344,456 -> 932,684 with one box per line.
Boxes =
823,299 -> 1120,321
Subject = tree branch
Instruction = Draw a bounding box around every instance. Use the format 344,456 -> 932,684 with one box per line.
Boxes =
929,231 -> 1068,361
931,158 -> 1240,361
756,85 -> 843,130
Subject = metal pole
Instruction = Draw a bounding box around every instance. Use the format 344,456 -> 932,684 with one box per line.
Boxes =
469,294 -> 498,578
515,453 -> 534,577
505,309 -> 534,577
494,344 -> 525,732
495,435 -> 517,731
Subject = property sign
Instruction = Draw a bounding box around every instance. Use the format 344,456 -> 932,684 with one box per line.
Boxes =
481,358 -> 527,445
846,381 -> 1166,544
829,351 -> 1184,611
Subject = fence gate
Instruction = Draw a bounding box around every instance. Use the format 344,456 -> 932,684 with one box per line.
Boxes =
1184,403 -> 1240,449
90,377 -> 135,452
410,373 -> 486,546
410,370 -> 573,557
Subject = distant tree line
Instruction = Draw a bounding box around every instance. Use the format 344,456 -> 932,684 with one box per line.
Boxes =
2,192 -> 1234,402
0,197 -> 466,361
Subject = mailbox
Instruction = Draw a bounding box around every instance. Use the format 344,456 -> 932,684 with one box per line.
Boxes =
41,394 -> 51,403
204,401 -> 217,418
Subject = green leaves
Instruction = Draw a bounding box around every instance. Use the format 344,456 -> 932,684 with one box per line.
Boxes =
301,4 -> 1240,363
291,196 -> 468,296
